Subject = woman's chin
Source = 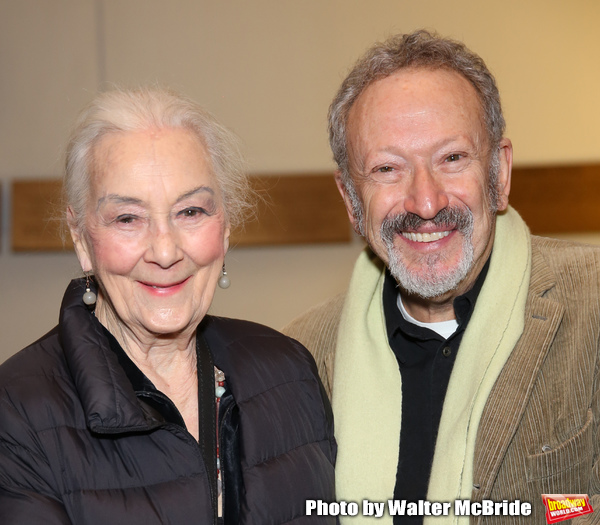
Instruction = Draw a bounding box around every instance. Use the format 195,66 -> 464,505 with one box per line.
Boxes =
139,312 -> 197,337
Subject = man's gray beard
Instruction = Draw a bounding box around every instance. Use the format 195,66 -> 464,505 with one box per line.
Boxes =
345,150 -> 500,298
381,207 -> 475,299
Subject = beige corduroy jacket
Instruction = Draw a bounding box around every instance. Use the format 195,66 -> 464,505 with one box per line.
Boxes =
284,236 -> 600,524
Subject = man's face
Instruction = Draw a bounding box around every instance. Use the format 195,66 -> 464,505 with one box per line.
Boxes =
339,67 -> 511,309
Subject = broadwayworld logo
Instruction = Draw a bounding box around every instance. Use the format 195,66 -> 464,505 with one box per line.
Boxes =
542,494 -> 593,524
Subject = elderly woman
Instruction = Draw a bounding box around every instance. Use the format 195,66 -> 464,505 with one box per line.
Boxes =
0,88 -> 336,524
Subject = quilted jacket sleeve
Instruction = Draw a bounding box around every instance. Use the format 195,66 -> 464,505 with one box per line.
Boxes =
0,487 -> 71,524
0,397 -> 71,524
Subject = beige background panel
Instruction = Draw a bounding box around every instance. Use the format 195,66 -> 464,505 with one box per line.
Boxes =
0,1 -> 99,178
101,1 -> 340,174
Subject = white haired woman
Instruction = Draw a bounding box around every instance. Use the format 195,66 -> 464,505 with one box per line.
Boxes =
0,88 -> 336,524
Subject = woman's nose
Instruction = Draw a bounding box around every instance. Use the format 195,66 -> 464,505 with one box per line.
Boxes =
145,223 -> 183,268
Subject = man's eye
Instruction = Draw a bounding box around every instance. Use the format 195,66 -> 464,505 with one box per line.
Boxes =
446,154 -> 462,162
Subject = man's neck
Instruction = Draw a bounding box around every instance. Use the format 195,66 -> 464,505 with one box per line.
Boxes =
399,294 -> 456,323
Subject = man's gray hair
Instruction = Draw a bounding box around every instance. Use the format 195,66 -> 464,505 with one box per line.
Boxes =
328,30 -> 506,190
65,86 -> 252,231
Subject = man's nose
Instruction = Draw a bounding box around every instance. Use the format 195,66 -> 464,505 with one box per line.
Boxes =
145,222 -> 183,269
403,167 -> 449,220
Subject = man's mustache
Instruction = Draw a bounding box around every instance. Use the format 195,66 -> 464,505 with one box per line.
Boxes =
381,206 -> 474,244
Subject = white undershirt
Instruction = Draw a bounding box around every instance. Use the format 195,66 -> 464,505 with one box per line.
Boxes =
396,293 -> 458,339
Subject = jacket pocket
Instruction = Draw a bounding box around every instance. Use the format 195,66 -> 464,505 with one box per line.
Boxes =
526,408 -> 594,483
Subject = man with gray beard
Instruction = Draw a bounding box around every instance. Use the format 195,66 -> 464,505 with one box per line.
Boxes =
381,206 -> 474,299
284,30 -> 600,525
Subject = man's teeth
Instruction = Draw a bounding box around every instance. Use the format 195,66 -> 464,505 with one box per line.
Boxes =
401,231 -> 451,243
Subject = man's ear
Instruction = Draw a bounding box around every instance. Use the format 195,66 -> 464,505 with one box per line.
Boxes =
334,170 -> 361,235
495,138 -> 513,211
67,207 -> 93,273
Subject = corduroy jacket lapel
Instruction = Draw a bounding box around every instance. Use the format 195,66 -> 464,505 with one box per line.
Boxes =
472,243 -> 565,499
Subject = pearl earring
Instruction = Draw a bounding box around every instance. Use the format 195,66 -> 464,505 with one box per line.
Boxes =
218,264 -> 230,289
83,274 -> 97,306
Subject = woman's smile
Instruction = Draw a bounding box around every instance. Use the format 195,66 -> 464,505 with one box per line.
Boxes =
137,276 -> 191,296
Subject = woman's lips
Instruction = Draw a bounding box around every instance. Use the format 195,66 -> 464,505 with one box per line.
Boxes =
138,277 -> 190,295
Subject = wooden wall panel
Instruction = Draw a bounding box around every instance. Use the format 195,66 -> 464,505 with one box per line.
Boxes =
12,179 -> 71,251
509,164 -> 600,234
11,174 -> 351,251
10,164 -> 600,251
234,174 -> 351,246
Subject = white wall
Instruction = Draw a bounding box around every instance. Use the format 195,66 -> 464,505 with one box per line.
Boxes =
2,0 -> 600,360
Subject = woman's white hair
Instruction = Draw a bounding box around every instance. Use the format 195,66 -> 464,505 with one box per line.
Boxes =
65,86 -> 252,231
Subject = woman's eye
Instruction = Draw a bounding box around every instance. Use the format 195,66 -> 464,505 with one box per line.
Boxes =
115,215 -> 136,224
180,207 -> 205,218
446,154 -> 462,162
377,166 -> 394,173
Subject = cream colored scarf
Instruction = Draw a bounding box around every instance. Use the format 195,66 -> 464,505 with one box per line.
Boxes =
332,207 -> 531,524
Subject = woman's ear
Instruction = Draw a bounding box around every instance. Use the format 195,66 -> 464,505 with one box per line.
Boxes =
67,207 -> 93,273
223,225 -> 231,254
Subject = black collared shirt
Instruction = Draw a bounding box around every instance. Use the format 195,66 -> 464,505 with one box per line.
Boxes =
383,258 -> 490,524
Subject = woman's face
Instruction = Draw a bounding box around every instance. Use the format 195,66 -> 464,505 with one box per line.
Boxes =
71,127 -> 230,339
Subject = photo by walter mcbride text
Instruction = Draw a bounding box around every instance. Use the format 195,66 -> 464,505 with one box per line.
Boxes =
306,499 -> 533,518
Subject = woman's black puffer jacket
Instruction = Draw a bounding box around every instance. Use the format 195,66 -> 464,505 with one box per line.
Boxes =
0,279 -> 337,524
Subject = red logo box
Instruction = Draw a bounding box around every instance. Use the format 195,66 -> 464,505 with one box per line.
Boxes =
542,494 -> 593,524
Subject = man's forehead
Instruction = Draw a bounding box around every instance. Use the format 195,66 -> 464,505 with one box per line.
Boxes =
346,67 -> 487,152
352,67 -> 480,117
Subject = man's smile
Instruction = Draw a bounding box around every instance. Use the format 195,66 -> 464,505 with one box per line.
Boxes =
400,230 -> 451,243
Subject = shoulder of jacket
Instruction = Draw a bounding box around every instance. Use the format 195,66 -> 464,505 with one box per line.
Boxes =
281,294 -> 345,400
0,327 -> 79,440
531,234 -> 600,256
531,235 -> 600,277
203,315 -> 297,346
530,236 -> 600,308
282,293 -> 345,350
0,326 -> 67,387
202,315 -> 316,372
